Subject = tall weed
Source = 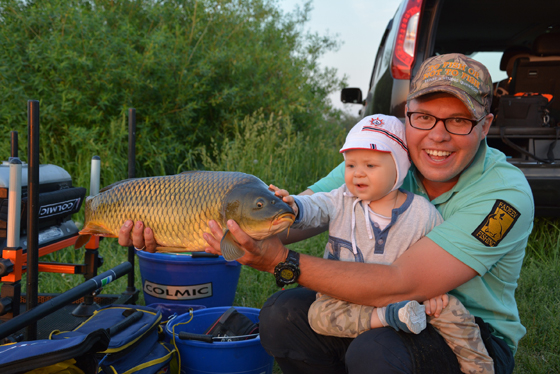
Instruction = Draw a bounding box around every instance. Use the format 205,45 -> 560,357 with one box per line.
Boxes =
200,111 -> 347,193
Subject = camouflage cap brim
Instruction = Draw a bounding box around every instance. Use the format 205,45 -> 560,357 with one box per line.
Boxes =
407,85 -> 487,119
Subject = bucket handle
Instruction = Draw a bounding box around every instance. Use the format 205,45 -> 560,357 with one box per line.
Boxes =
177,332 -> 260,343
178,332 -> 214,343
191,253 -> 219,258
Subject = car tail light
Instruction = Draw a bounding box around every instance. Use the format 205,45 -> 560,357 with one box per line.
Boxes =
391,0 -> 422,80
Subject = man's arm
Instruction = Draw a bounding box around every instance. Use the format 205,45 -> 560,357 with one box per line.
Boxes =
203,219 -> 477,307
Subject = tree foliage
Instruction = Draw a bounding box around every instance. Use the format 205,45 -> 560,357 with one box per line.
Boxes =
0,0 -> 344,183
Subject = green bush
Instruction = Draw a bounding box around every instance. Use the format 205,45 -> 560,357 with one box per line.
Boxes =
0,0 -> 345,188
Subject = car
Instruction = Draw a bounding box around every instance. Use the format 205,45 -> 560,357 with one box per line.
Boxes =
341,0 -> 560,217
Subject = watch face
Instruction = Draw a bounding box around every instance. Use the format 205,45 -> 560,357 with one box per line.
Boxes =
280,268 -> 294,280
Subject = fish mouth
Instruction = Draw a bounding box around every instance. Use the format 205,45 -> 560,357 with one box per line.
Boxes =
272,212 -> 296,227
249,212 -> 297,241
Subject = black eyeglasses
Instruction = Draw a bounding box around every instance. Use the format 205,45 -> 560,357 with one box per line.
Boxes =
406,112 -> 486,135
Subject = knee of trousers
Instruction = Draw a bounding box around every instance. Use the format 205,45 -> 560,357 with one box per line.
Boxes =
259,288 -> 317,349
346,328 -> 413,373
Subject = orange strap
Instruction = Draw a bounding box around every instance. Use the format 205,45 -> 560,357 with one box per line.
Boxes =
514,92 -> 554,102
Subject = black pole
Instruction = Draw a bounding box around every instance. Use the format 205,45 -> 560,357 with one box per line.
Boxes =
127,109 -> 136,293
0,262 -> 133,340
26,100 -> 40,340
128,108 -> 136,179
10,131 -> 18,159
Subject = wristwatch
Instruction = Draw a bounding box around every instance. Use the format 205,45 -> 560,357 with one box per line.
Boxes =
274,250 -> 300,287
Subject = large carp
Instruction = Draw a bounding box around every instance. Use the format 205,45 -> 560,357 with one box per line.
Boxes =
75,171 -> 296,261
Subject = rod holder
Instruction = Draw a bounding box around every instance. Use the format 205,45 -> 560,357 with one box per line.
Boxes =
0,262 -> 133,340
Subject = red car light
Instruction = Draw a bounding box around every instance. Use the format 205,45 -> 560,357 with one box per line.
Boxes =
391,0 -> 423,80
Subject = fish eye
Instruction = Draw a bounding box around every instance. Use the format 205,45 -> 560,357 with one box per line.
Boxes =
256,198 -> 265,208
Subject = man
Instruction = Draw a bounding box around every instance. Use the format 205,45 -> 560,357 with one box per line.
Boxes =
120,54 -> 533,373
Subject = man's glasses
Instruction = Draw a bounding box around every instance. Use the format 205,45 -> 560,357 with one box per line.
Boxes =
406,112 -> 486,135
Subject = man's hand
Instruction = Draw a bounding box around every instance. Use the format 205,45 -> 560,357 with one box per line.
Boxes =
118,220 -> 157,253
423,293 -> 449,318
203,219 -> 288,273
269,184 -> 298,216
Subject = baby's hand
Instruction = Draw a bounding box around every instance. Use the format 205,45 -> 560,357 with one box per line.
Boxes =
423,294 -> 449,318
269,184 -> 298,216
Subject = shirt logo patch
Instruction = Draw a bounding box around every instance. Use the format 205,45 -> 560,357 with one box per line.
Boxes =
472,200 -> 520,247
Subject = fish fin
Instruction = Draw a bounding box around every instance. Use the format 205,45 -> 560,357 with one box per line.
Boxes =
98,178 -> 136,193
178,170 -> 201,175
220,229 -> 245,261
74,234 -> 91,249
155,246 -> 189,253
79,223 -> 117,237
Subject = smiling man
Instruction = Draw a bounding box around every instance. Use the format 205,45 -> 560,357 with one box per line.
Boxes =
122,54 -> 535,374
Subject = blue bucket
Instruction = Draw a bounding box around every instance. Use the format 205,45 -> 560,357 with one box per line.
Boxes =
165,307 -> 273,374
136,251 -> 242,308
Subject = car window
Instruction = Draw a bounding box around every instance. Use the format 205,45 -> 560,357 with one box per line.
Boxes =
470,52 -> 508,83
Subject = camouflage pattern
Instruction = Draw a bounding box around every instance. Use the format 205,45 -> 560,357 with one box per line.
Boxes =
309,293 -> 494,374
429,295 -> 494,374
308,293 -> 374,338
77,171 -> 295,254
408,53 -> 493,119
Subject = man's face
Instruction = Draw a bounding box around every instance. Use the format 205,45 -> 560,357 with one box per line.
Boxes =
405,93 -> 493,189
344,149 -> 397,202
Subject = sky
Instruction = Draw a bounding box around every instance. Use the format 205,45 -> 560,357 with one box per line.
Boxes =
278,0 -> 403,116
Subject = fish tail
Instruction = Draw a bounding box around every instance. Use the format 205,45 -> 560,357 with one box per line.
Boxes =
74,234 -> 92,249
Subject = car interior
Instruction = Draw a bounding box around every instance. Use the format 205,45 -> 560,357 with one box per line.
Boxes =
432,0 -> 560,117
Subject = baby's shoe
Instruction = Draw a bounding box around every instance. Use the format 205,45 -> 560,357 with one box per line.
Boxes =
384,300 -> 426,334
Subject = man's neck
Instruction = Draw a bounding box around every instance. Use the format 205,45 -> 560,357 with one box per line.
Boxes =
419,176 -> 459,201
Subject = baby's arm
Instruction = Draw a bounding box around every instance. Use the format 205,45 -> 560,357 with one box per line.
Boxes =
269,184 -> 298,216
423,294 -> 449,318
308,294 -> 374,338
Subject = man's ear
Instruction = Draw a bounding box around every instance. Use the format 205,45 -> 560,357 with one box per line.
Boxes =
481,113 -> 494,137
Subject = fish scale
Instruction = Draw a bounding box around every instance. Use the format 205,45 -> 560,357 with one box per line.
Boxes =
77,171 -> 295,257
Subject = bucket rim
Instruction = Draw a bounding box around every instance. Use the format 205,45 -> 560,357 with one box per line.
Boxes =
136,249 -> 241,265
165,306 -> 262,347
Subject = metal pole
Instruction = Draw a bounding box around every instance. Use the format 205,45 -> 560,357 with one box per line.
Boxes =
26,100 -> 40,340
90,156 -> 101,196
10,131 -> 18,159
72,156 -> 102,317
0,262 -> 133,340
7,158 -> 22,249
0,157 -> 24,319
127,109 -> 136,293
128,108 -> 136,180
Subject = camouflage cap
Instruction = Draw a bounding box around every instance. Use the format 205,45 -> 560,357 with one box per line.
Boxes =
407,53 -> 493,118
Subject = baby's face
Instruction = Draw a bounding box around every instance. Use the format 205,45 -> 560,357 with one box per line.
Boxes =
344,149 -> 397,202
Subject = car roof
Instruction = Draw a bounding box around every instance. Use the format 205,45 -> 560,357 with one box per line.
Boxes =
433,0 -> 560,54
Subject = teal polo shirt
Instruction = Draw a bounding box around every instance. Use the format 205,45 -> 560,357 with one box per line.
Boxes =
308,141 -> 534,354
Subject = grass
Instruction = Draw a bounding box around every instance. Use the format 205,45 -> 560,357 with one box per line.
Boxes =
9,112 -> 560,373
513,218 -> 560,373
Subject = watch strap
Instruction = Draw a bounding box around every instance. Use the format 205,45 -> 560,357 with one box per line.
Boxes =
285,249 -> 300,266
274,250 -> 301,287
